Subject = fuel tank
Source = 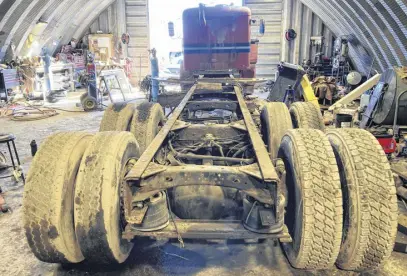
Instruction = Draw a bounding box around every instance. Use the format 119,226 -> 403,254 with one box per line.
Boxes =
182,5 -> 251,72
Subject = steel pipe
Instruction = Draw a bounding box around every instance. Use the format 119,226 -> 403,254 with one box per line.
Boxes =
329,73 -> 381,111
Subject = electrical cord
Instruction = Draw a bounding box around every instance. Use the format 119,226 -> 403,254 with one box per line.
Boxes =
46,106 -> 86,113
8,103 -> 58,121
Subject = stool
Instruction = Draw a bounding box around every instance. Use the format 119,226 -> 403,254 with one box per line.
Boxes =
0,133 -> 25,183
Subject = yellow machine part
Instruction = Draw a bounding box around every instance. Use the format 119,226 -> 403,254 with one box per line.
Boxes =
300,75 -> 320,108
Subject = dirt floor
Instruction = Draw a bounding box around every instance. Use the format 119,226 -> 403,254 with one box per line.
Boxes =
1,93 -> 407,276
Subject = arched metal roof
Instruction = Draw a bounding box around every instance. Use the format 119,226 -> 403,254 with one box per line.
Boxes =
0,0 -> 406,75
0,0 -> 117,60
300,0 -> 407,74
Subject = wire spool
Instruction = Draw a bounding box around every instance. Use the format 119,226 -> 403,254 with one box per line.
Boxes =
373,67 -> 407,126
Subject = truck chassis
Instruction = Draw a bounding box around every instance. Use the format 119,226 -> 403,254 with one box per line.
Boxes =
23,80 -> 398,271
122,82 -> 287,240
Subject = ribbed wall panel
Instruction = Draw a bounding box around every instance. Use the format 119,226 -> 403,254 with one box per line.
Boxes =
244,0 -> 282,79
349,0 -> 401,66
126,0 -> 149,84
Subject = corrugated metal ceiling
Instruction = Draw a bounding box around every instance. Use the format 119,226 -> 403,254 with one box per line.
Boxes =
300,0 -> 407,75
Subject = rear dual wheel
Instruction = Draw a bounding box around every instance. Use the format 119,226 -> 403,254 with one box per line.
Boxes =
100,102 -> 165,153
261,102 -> 293,161
327,129 -> 398,271
23,132 -> 93,263
279,128 -> 398,271
279,129 -> 343,269
74,132 -> 140,264
289,102 -> 325,131
129,102 -> 165,153
99,102 -> 135,131
23,132 -> 140,265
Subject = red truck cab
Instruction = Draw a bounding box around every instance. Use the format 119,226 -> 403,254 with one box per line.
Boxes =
182,5 -> 257,77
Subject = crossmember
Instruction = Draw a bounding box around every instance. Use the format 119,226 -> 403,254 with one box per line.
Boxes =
123,220 -> 291,241
132,164 -> 273,204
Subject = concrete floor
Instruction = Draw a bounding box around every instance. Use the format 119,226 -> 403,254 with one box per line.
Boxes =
1,93 -> 407,276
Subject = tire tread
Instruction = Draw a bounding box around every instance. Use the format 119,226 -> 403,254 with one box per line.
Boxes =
281,129 -> 342,269
327,129 -> 398,271
290,102 -> 325,131
24,132 -> 91,263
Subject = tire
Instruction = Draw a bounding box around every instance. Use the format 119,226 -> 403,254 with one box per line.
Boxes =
289,102 -> 325,131
279,129 -> 342,269
99,102 -> 130,131
74,132 -> 140,264
116,103 -> 137,131
326,129 -> 398,271
23,132 -> 92,263
82,96 -> 97,111
261,102 -> 293,161
130,102 -> 165,153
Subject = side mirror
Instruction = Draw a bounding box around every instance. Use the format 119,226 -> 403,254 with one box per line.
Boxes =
259,19 -> 265,36
168,21 -> 174,37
